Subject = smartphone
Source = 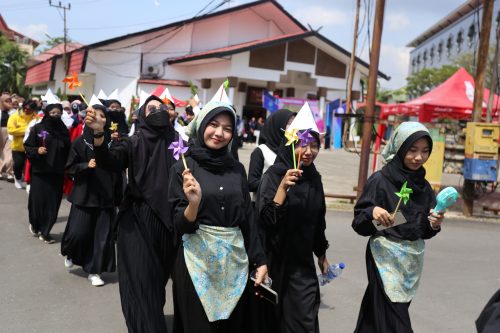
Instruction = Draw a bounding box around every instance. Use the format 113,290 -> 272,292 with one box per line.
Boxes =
250,277 -> 279,305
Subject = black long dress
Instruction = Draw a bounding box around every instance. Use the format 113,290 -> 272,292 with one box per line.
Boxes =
256,138 -> 329,333
61,130 -> 120,274
352,135 -> 440,333
24,114 -> 70,238
168,107 -> 266,333
93,96 -> 176,333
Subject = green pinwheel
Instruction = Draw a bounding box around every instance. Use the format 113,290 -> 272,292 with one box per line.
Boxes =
392,181 -> 413,219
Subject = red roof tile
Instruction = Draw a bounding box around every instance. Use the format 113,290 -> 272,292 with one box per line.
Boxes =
67,50 -> 86,74
32,43 -> 84,63
25,60 -> 54,85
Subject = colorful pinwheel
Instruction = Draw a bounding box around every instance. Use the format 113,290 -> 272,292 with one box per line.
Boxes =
168,136 -> 189,169
38,130 -> 48,147
284,128 -> 299,169
62,72 -> 88,105
296,128 -> 314,168
110,122 -> 118,133
392,181 -> 413,219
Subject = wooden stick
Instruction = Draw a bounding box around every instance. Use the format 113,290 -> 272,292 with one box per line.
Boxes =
297,145 -> 303,170
181,153 -> 188,170
292,142 -> 297,169
392,197 -> 403,220
79,91 -> 89,106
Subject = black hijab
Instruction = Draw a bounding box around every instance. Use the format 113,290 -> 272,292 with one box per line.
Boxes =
42,103 -> 69,140
261,109 -> 294,154
131,95 -> 176,227
187,106 -> 238,172
82,104 -> 111,146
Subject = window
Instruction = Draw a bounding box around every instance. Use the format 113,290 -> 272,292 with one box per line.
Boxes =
416,54 -> 421,66
423,50 -> 428,67
446,35 -> 453,57
437,42 -> 443,61
430,46 -> 435,65
468,24 -> 476,47
456,30 -> 464,53
412,59 -> 416,72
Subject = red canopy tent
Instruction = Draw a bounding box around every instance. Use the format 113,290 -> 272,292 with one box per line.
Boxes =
370,67 -> 500,172
381,67 -> 500,122
150,85 -> 188,107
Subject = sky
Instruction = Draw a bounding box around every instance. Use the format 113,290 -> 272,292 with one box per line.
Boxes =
2,0 -> 465,89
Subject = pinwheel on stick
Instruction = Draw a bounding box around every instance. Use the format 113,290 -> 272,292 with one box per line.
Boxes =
62,72 -> 89,105
168,136 -> 189,170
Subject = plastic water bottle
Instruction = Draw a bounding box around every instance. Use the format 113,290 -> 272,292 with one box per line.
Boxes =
318,262 -> 345,286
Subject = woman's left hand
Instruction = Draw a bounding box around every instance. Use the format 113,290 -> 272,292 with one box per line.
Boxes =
253,264 -> 269,287
317,255 -> 330,275
428,209 -> 444,230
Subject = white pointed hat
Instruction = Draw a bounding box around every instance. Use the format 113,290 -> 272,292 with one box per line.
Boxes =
97,89 -> 107,99
88,94 -> 104,107
107,89 -> 119,101
288,102 -> 320,133
43,88 -> 61,105
159,87 -> 174,104
210,83 -> 231,104
138,90 -> 150,108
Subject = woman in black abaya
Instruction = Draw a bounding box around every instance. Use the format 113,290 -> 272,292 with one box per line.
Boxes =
61,103 -> 120,286
86,95 -> 176,333
352,122 -> 444,333
168,101 -> 268,333
248,109 -> 295,195
24,102 -> 70,244
256,128 -> 330,333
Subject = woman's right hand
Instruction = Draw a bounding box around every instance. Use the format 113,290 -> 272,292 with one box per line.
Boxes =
182,169 -> 202,206
279,169 -> 303,190
372,206 -> 393,227
84,108 -> 104,132
38,147 -> 47,155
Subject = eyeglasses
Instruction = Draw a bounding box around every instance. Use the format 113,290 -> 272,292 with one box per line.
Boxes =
147,104 -> 171,114
302,143 -> 320,152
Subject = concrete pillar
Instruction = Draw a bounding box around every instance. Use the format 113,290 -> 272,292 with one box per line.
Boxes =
201,78 -> 211,104
317,87 -> 328,120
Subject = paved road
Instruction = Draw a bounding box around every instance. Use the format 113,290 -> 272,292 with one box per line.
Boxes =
1,145 -> 499,332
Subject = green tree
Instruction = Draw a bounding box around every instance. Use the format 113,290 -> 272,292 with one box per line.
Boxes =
406,65 -> 459,98
0,33 -> 29,96
42,36 -> 72,51
453,48 -> 496,88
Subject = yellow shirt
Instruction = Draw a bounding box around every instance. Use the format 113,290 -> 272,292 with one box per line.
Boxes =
7,110 -> 35,152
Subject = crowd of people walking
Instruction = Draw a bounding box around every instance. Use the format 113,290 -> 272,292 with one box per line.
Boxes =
0,85 -> 458,333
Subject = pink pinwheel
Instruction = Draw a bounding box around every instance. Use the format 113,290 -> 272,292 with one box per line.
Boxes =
168,137 -> 189,169
38,130 -> 49,147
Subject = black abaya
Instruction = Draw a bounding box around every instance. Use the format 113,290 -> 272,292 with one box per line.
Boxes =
61,205 -> 116,274
256,137 -> 329,333
118,203 -> 171,333
28,174 -> 64,237
24,115 -> 70,237
354,244 -> 412,333
93,95 -> 176,333
352,131 -> 439,333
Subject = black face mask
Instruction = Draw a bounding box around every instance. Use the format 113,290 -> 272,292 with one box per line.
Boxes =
145,110 -> 169,129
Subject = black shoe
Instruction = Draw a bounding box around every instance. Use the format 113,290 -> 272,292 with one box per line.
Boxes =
39,235 -> 55,244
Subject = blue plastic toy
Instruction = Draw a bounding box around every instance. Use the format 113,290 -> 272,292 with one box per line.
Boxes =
433,187 -> 459,213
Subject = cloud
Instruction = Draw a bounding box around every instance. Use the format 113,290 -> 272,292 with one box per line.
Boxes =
294,6 -> 349,28
9,23 -> 49,42
379,44 -> 412,89
386,12 -> 411,31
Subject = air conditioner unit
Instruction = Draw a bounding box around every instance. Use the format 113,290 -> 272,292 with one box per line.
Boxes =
142,64 -> 160,78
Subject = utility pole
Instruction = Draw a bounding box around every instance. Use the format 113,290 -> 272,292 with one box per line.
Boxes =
49,0 -> 71,95
486,15 -> 500,123
463,0 -> 494,216
346,0 -> 361,115
357,0 -> 385,197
